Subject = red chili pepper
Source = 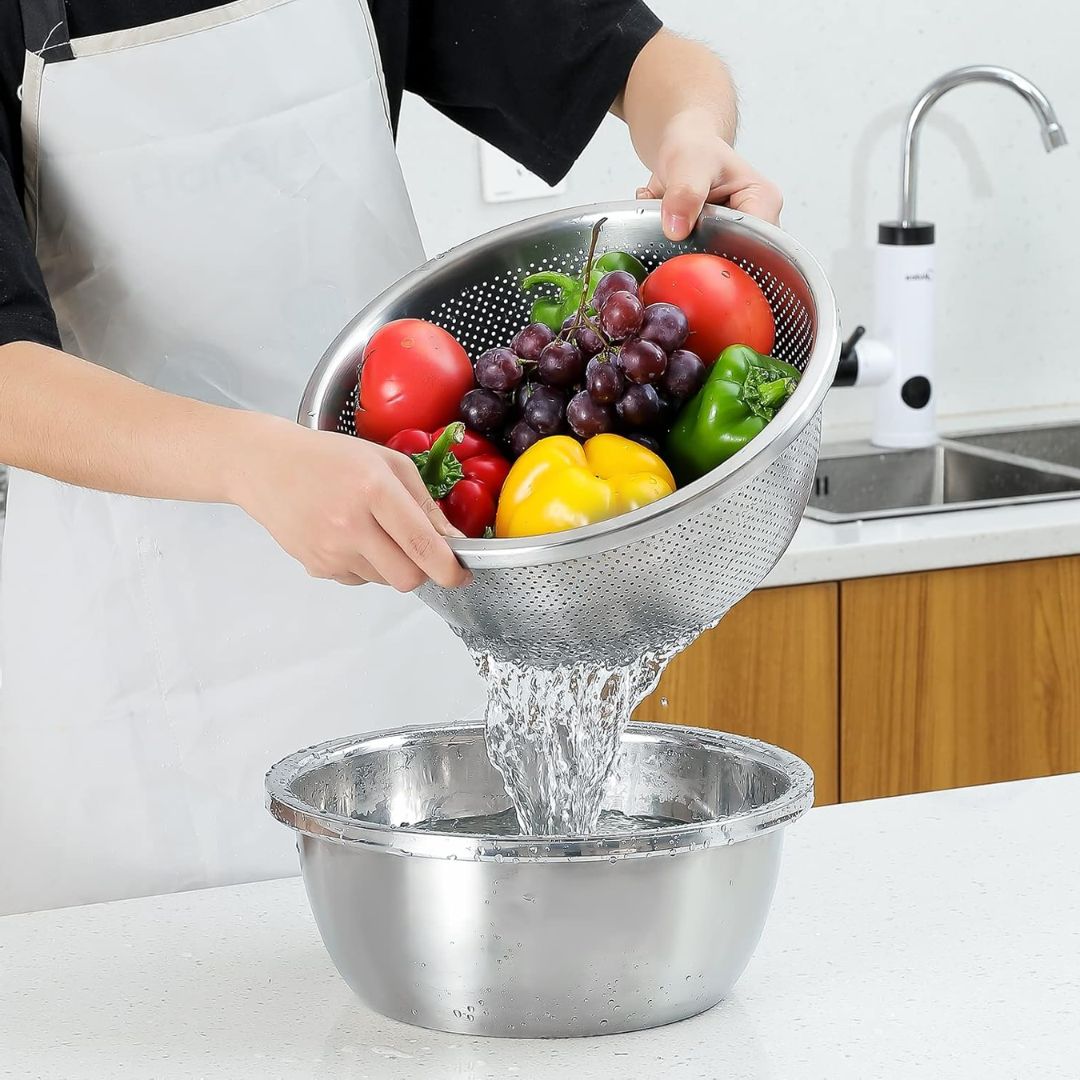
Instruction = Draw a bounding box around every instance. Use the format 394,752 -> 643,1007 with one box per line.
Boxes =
386,422 -> 510,538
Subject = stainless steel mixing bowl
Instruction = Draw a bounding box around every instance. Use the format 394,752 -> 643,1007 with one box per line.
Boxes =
266,721 -> 813,1038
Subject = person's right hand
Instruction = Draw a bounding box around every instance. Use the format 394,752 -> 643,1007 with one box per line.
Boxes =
229,414 -> 471,591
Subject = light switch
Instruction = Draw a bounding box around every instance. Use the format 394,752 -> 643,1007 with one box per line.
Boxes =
479,140 -> 567,204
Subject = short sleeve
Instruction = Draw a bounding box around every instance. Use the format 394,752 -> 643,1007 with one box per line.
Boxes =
398,1 -> 662,186
0,1 -> 60,351
0,155 -> 60,350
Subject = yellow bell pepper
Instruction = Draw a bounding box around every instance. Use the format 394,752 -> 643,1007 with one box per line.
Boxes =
495,434 -> 677,538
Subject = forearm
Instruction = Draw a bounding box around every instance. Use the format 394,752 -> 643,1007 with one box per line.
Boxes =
0,340 -> 468,590
0,340 -> 268,503
613,29 -> 739,166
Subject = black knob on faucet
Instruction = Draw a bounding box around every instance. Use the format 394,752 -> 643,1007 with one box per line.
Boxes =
833,325 -> 866,387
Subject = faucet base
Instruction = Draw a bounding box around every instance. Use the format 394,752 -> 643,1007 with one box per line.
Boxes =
871,230 -> 937,449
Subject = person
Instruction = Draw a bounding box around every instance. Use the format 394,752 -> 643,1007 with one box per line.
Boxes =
0,0 -> 782,916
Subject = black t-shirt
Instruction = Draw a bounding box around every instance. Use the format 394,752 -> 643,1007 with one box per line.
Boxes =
0,0 -> 661,350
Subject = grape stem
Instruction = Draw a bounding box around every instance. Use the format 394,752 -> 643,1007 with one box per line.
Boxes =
569,218 -> 612,346
580,310 -> 607,338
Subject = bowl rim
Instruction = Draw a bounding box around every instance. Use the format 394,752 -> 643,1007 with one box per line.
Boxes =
299,202 -> 841,570
264,720 -> 815,862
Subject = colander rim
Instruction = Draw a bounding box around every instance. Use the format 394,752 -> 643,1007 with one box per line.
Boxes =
300,201 -> 841,569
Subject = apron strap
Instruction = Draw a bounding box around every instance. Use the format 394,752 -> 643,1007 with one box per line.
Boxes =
20,0 -> 74,63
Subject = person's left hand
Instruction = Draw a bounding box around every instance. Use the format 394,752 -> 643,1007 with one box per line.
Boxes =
635,110 -> 783,240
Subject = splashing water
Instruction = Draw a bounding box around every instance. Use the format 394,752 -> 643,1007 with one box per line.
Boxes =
414,807 -> 684,837
473,647 -> 678,835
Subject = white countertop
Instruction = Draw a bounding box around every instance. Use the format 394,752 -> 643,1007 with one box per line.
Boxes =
3,774 -> 1078,1080
764,495 -> 1080,587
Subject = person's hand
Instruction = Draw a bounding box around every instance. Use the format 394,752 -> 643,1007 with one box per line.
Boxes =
230,414 -> 471,591
636,109 -> 783,240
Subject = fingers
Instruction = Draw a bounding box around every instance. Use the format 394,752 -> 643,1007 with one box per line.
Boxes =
642,140 -> 784,230
332,570 -> 381,587
636,177 -> 661,201
332,554 -> 387,587
260,428 -> 472,591
388,453 -> 465,539
727,181 -> 784,227
370,472 -> 471,591
355,522 -> 436,593
655,151 -> 712,241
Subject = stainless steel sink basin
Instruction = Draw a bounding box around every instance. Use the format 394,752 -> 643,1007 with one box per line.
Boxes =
805,442 -> 1080,523
948,422 -> 1080,473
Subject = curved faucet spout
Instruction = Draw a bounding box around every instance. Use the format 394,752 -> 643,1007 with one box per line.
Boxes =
900,65 -> 1067,226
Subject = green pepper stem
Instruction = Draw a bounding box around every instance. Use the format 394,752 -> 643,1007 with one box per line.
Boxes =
761,356 -> 802,382
759,377 -> 795,408
741,369 -> 797,421
418,422 -> 465,492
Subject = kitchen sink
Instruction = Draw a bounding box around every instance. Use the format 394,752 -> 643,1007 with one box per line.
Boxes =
805,443 -> 1080,523
947,422 -> 1080,474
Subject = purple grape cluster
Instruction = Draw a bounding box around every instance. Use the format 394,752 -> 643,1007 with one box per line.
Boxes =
460,270 -> 708,458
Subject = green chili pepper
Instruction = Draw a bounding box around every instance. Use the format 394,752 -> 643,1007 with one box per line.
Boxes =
665,344 -> 800,484
521,251 -> 647,331
520,271 -> 584,331
594,250 -> 648,283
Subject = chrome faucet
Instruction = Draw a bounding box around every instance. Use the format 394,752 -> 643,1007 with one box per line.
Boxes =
900,65 -> 1068,227
835,66 -> 1068,449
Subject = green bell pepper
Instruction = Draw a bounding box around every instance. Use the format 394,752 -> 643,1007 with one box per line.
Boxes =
665,344 -> 800,484
520,251 -> 647,331
594,250 -> 648,283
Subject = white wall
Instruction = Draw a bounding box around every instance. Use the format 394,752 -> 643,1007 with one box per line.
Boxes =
395,0 -> 1079,439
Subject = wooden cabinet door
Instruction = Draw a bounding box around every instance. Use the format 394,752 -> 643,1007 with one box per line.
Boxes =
841,556 -> 1080,801
635,583 -> 839,804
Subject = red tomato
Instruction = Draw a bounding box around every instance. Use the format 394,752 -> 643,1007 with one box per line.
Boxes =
356,319 -> 474,444
641,254 -> 775,363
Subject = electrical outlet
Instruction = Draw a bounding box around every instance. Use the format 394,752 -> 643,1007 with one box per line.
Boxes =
479,140 -> 567,204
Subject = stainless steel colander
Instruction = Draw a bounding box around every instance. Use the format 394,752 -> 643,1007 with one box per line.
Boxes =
301,203 -> 840,666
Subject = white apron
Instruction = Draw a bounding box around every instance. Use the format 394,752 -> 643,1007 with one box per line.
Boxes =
0,0 -> 484,915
